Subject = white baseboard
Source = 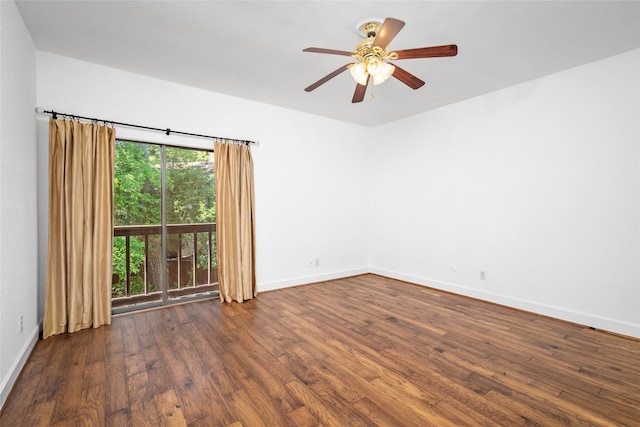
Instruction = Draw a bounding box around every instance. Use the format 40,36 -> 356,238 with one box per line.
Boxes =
258,267 -> 369,293
370,268 -> 640,340
0,324 -> 39,411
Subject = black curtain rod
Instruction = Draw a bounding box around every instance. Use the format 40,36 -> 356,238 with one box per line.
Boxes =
36,108 -> 256,145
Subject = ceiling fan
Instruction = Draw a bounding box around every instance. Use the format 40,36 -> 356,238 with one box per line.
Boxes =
303,17 -> 457,103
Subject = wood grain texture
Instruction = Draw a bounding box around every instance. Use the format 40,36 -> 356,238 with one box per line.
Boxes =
372,18 -> 406,50
395,44 -> 458,60
352,77 -> 370,103
303,47 -> 355,57
304,64 -> 351,92
391,64 -> 426,89
2,274 -> 639,426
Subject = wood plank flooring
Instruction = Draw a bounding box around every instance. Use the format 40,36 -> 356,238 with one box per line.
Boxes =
1,274 -> 639,426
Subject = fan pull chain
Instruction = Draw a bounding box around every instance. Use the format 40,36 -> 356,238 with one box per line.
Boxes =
369,85 -> 374,101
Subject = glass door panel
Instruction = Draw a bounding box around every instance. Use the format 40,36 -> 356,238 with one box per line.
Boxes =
112,141 -> 162,309
164,146 -> 217,302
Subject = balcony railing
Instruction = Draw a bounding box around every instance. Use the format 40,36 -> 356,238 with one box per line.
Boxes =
112,223 -> 218,308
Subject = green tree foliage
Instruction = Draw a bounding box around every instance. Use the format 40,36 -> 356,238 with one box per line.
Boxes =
166,146 -> 215,224
112,141 -> 216,298
114,142 -> 161,225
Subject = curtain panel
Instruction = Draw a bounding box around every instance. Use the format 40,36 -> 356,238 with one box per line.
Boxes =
43,119 -> 115,339
214,142 -> 257,303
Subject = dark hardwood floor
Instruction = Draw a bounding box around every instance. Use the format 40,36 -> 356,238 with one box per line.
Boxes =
1,274 -> 639,426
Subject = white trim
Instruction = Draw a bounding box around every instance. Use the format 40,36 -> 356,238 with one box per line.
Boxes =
0,324 -> 39,411
258,268 -> 370,293
370,268 -> 640,340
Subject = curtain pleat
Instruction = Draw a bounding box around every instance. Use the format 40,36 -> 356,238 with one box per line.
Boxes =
43,119 -> 115,339
214,143 -> 256,303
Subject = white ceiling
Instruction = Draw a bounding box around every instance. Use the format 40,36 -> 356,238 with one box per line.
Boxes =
16,1 -> 640,127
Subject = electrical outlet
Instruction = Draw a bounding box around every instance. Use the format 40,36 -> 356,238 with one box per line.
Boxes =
314,258 -> 320,267
451,265 -> 457,272
480,271 -> 486,280
19,315 -> 23,333
307,258 -> 320,268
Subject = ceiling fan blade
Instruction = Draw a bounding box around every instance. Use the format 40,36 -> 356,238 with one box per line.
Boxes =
304,64 -> 351,92
391,64 -> 425,90
352,75 -> 370,103
303,47 -> 355,57
372,18 -> 405,50
395,44 -> 458,60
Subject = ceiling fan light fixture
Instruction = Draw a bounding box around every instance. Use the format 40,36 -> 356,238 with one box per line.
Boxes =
303,17 -> 456,102
366,57 -> 381,75
349,62 -> 368,85
373,62 -> 395,85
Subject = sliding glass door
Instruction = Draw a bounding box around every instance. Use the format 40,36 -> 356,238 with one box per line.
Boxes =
112,141 -> 218,313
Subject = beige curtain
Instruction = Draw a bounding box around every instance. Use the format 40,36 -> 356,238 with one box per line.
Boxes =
214,142 -> 256,303
43,118 -> 115,339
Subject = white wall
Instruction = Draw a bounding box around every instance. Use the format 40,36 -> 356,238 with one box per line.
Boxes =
0,1 -> 38,409
30,36 -> 640,353
36,52 -> 371,319
370,49 -> 640,338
